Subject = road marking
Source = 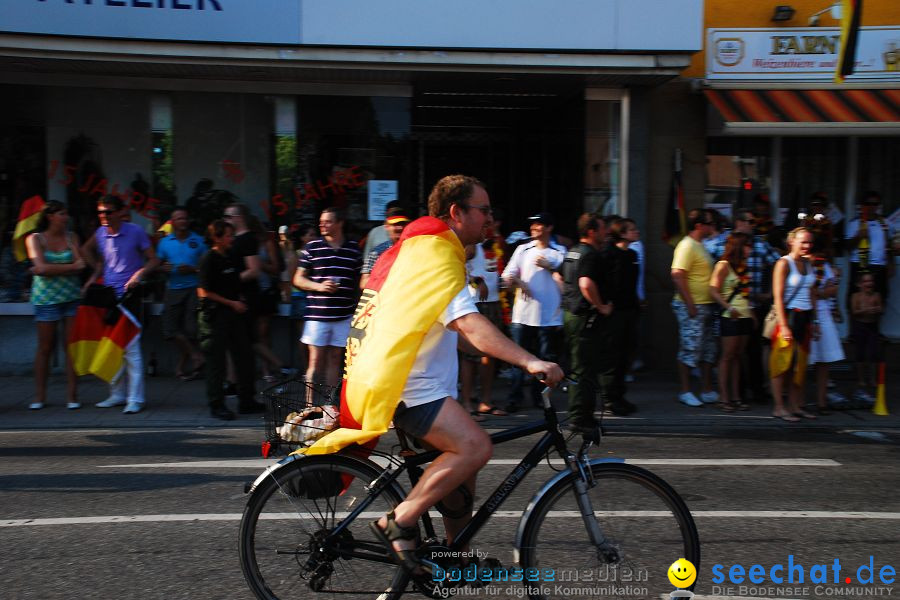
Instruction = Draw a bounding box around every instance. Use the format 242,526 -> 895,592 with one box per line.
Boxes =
99,458 -> 841,469
5,510 -> 899,528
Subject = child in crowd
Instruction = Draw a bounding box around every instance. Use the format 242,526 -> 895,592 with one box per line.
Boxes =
849,272 -> 883,405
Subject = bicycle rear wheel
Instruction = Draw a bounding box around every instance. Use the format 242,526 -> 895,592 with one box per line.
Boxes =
519,462 -> 700,599
239,455 -> 408,600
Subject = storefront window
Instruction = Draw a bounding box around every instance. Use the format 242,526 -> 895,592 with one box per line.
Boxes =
705,137 -> 772,216
780,137 -> 847,218
858,138 -> 899,217
288,94 -> 411,236
584,98 -> 622,215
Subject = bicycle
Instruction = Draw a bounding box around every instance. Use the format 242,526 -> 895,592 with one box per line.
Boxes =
239,380 -> 700,599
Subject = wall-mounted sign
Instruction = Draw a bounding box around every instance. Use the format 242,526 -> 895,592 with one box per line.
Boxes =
0,1 -> 301,44
367,180 -> 398,221
707,27 -> 900,81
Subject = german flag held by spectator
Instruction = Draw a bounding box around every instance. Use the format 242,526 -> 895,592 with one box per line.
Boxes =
68,287 -> 141,383
12,195 -> 45,262
835,0 -> 863,84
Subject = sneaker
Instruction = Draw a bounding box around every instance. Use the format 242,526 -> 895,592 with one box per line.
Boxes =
678,392 -> 702,407
122,401 -> 143,414
605,402 -> 635,416
700,391 -> 719,404
96,397 -> 126,408
66,402 -> 81,410
829,394 -> 852,410
826,391 -> 847,404
28,402 -> 44,410
853,389 -> 874,405
223,383 -> 238,399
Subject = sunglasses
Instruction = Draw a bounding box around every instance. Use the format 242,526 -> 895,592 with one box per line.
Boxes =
463,204 -> 493,216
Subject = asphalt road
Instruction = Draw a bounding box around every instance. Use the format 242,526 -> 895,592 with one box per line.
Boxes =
2,425 -> 899,600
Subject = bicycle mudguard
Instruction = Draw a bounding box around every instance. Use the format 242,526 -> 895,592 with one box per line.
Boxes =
511,457 -> 625,566
245,452 -> 408,500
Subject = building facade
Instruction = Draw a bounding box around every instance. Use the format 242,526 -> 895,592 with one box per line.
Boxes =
0,0 -> 703,372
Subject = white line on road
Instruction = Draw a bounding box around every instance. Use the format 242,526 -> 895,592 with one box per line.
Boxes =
98,458 -> 841,469
5,509 -> 899,528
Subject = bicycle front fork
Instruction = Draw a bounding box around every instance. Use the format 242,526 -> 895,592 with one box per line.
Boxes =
566,447 -> 622,564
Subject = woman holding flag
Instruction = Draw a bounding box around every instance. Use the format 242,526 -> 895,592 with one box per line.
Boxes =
769,227 -> 817,422
25,200 -> 86,410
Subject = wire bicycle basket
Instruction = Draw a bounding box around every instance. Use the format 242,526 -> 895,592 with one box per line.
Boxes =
259,377 -> 340,457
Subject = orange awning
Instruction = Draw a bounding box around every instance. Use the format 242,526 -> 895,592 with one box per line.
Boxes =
705,88 -> 900,135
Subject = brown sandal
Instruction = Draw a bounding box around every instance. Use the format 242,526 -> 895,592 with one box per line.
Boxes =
371,511 -> 430,580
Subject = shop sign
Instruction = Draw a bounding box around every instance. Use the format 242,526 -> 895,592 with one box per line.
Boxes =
707,27 -> 900,81
0,1 -> 301,44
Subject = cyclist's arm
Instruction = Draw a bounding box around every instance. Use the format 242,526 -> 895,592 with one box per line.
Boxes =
449,312 -> 563,384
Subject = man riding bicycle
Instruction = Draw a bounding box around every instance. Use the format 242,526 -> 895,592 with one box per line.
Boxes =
303,174 -> 563,578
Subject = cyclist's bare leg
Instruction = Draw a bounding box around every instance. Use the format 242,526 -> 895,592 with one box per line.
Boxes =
376,397 -> 492,553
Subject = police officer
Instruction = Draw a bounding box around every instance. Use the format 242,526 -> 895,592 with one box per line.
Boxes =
561,213 -> 612,434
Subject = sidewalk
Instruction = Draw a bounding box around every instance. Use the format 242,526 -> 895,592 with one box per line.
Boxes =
1,370 -> 897,433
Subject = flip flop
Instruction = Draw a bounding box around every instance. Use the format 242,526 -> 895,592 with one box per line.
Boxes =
793,410 -> 817,420
772,412 -> 800,423
477,405 -> 508,416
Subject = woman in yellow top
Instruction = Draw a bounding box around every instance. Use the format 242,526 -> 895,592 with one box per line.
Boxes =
709,232 -> 754,412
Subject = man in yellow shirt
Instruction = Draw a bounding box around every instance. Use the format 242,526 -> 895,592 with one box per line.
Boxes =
670,209 -> 718,407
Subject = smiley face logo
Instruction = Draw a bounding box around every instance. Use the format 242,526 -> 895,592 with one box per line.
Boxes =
668,558 -> 697,588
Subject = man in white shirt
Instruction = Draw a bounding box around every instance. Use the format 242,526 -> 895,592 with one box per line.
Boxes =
501,212 -> 565,412
845,191 -> 896,304
369,176 -> 563,579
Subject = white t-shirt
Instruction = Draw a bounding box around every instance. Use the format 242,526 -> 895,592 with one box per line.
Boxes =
465,244 -> 500,303
502,240 -> 565,327
401,286 -> 478,407
845,219 -> 896,266
629,239 -> 645,302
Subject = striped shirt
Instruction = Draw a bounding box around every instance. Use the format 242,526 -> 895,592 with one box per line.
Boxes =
298,238 -> 362,321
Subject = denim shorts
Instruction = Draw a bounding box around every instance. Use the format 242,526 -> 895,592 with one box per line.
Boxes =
34,299 -> 80,322
393,397 -> 446,439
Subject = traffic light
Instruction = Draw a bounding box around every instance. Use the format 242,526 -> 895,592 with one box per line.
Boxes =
742,178 -> 755,191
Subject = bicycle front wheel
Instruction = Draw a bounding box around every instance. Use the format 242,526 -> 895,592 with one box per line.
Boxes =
519,462 -> 700,599
239,455 -> 408,600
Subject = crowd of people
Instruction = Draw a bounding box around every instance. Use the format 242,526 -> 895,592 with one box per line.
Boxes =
21,184 -> 895,425
672,191 -> 894,420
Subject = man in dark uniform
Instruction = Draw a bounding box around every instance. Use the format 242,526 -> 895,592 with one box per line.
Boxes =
561,213 -> 612,434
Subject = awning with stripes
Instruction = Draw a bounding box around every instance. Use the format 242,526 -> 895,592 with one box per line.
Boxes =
705,88 -> 900,136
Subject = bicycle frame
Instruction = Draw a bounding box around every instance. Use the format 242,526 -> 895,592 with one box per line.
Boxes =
318,387 -> 596,562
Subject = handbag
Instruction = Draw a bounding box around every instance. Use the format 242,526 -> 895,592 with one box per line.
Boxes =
762,277 -> 802,340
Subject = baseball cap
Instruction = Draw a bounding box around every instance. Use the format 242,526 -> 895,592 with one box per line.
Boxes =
278,225 -> 288,235
528,212 -> 554,226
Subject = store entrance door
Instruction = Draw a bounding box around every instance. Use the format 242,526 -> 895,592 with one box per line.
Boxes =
412,80 -> 584,236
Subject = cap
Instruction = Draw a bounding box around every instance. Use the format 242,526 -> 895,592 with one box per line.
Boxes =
278,225 -> 288,235
528,212 -> 554,226
505,231 -> 529,245
385,214 -> 411,225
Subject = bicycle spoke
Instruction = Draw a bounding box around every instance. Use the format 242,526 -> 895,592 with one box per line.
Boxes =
240,456 -> 407,600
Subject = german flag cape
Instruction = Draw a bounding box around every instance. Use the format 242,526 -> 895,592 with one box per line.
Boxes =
301,217 -> 465,455
68,293 -> 141,383
13,196 -> 45,262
